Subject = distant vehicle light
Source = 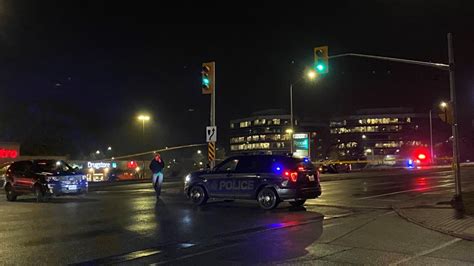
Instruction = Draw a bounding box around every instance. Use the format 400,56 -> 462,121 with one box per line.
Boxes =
417,153 -> 426,160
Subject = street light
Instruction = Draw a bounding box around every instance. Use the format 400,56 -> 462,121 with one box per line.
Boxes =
107,146 -> 112,151
137,114 -> 151,178
429,101 -> 449,165
96,150 -> 100,154
307,70 -> 317,80
137,114 -> 151,141
289,69 -> 317,154
197,150 -> 202,154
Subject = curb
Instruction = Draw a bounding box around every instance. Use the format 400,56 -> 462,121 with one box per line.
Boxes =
393,206 -> 474,241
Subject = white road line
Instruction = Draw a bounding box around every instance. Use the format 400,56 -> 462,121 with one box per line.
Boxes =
150,242 -> 240,265
356,183 -> 453,200
389,238 -> 462,265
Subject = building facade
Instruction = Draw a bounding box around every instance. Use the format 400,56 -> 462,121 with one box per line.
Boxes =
329,108 -> 442,163
229,109 -> 328,160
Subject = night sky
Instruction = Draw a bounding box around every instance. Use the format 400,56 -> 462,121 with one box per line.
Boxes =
0,1 -> 473,157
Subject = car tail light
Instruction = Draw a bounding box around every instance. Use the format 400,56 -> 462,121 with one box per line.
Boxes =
284,171 -> 298,182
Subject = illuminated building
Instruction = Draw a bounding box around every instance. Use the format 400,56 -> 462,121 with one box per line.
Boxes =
329,108 -> 448,163
229,109 -> 327,159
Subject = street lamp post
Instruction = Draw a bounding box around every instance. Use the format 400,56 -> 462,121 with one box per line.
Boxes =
289,69 -> 317,154
429,110 -> 434,165
137,115 -> 151,178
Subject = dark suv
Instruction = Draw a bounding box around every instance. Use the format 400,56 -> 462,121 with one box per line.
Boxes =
4,160 -> 88,202
184,155 -> 321,210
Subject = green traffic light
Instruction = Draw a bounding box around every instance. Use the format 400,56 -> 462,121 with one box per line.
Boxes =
202,78 -> 210,85
316,64 -> 325,72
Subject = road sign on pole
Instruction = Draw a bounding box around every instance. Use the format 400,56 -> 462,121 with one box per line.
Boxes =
206,126 -> 217,142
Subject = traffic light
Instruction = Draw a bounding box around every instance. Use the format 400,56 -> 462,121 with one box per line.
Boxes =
202,62 -> 215,94
314,46 -> 329,74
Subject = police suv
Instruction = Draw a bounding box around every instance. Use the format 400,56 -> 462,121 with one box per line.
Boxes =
184,155 -> 321,210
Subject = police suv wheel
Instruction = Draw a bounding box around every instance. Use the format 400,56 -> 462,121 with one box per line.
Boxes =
257,188 -> 279,210
34,185 -> 45,203
289,199 -> 306,207
5,185 -> 17,202
190,185 -> 208,206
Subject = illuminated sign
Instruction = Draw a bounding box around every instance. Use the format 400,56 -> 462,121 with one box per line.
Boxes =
292,133 -> 310,159
127,161 -> 138,169
87,162 -> 111,169
0,149 -> 18,159
293,133 -> 309,139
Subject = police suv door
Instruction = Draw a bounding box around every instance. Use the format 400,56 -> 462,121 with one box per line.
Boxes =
232,156 -> 260,199
206,157 -> 240,198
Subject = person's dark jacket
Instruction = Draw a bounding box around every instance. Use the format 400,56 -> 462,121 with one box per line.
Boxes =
149,159 -> 165,174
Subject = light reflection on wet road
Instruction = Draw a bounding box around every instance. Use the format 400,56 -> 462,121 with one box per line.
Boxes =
0,167 -> 472,265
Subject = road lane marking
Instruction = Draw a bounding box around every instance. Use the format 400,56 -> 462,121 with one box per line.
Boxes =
389,238 -> 461,265
150,241 -> 241,265
356,183 -> 453,200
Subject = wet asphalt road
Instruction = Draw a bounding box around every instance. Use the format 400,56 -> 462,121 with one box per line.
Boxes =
1,167 -> 474,265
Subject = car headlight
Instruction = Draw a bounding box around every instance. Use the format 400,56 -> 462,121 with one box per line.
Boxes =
185,174 -> 191,183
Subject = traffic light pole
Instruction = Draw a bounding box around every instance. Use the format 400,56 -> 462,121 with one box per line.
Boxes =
210,65 -> 216,169
328,32 -> 463,209
447,33 -> 462,208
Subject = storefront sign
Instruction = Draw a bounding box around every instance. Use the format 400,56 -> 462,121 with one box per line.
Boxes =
87,162 -> 111,169
0,149 -> 18,159
0,142 -> 20,160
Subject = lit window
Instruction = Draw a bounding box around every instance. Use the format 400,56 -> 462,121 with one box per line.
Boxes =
240,121 -> 251,128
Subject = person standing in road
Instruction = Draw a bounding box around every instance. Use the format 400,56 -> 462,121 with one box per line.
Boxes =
149,153 -> 165,198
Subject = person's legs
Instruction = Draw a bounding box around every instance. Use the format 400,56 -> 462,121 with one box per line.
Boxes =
152,173 -> 159,193
155,172 -> 163,196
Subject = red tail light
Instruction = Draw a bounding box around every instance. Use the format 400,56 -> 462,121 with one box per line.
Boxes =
284,171 -> 298,182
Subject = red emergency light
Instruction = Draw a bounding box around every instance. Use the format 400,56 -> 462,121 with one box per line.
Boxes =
0,149 -> 18,159
417,153 -> 427,160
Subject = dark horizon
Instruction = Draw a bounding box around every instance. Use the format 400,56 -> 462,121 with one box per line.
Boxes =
0,1 -> 473,157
